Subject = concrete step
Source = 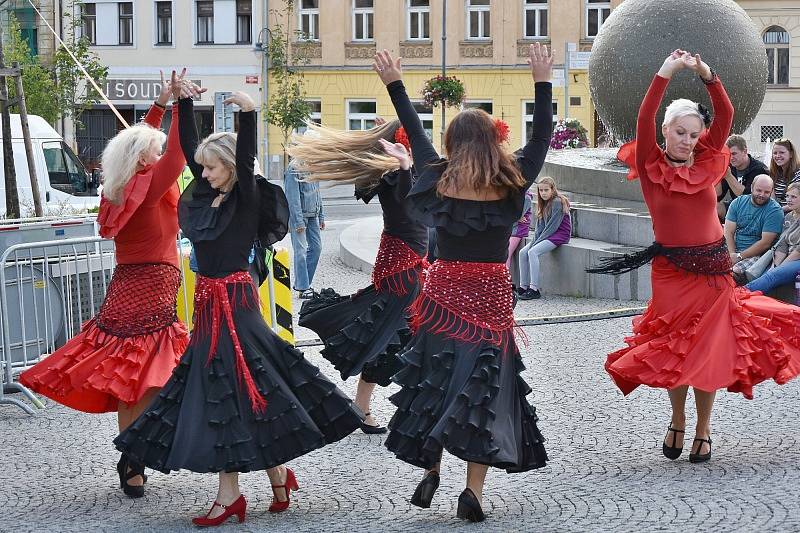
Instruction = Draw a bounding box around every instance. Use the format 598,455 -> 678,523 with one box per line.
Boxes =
568,203 -> 654,248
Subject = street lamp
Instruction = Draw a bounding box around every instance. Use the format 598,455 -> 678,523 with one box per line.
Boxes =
256,26 -> 271,177
440,0 -> 446,146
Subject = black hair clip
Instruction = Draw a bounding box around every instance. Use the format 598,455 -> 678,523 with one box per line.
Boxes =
697,103 -> 712,127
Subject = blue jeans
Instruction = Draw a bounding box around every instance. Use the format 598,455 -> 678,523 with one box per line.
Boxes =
745,259 -> 800,293
290,216 -> 322,291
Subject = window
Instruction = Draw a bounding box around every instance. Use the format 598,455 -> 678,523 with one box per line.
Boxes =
347,100 -> 376,130
408,0 -> 430,40
570,96 -> 582,106
236,0 -> 252,44
412,101 -> 434,140
523,101 -> 559,140
118,2 -> 133,45
467,0 -> 491,40
43,141 -> 89,196
524,0 -> 547,39
296,100 -> 322,134
464,100 -> 493,114
761,125 -> 784,143
353,0 -> 374,41
156,2 -> 172,45
197,1 -> 214,44
586,0 -> 610,38
299,0 -> 319,41
81,3 -> 96,45
764,26 -> 790,86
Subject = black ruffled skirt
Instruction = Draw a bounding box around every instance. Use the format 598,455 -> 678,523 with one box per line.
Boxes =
298,265 -> 423,385
384,331 -> 547,473
114,282 -> 363,474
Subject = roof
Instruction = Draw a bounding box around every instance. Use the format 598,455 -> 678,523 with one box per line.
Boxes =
0,115 -> 62,140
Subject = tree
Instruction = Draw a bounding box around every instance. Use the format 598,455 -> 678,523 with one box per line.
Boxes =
264,0 -> 312,166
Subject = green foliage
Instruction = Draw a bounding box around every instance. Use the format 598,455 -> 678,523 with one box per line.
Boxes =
422,75 -> 466,109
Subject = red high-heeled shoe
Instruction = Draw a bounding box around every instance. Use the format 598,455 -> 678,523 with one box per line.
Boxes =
269,468 -> 299,513
192,494 -> 247,527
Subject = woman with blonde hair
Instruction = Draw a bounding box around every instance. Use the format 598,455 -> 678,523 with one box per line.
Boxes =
372,43 -> 552,522
291,118 -> 428,434
518,176 -> 571,300
21,71 -> 189,498
768,137 -> 800,211
115,84 -> 363,527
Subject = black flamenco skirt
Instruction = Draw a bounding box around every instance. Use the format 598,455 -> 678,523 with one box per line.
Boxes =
114,281 -> 363,474
384,331 -> 548,473
298,265 -> 423,386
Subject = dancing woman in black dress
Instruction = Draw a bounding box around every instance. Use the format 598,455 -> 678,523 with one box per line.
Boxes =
372,44 -> 553,522
114,86 -> 363,527
289,121 -> 427,433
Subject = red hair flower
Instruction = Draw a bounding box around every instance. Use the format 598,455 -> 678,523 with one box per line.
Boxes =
394,126 -> 411,153
494,119 -> 510,144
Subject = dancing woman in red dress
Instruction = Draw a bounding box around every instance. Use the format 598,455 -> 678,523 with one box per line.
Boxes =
591,51 -> 800,463
20,73 -> 189,496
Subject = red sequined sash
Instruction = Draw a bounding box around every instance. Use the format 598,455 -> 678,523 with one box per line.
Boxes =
408,260 -> 518,347
194,271 -> 267,414
372,233 -> 428,295
96,263 -> 181,337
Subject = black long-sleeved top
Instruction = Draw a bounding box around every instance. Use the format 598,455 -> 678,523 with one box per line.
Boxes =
386,80 -> 553,263
177,97 -> 259,277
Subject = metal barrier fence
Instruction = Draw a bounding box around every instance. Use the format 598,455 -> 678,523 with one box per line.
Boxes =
0,235 -> 282,415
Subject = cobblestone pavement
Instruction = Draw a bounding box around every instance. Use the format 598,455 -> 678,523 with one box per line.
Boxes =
1,211 -> 799,532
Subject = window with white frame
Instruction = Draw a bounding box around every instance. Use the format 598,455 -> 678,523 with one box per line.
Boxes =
764,26 -> 789,86
236,0 -> 252,44
155,2 -> 172,45
296,100 -> 322,134
586,0 -> 610,38
196,1 -> 214,44
353,0 -> 374,41
408,0 -> 430,40
299,0 -> 319,41
464,100 -> 493,114
412,101 -> 434,140
523,100 -> 559,140
347,100 -> 376,130
467,0 -> 491,40
118,2 -> 133,45
524,0 -> 547,39
81,3 -> 96,45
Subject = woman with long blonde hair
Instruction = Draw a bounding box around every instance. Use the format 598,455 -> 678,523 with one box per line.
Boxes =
517,176 -> 572,300
372,43 -> 552,522
290,118 -> 428,434
21,71 -> 190,498
115,83 -> 362,527
768,137 -> 800,211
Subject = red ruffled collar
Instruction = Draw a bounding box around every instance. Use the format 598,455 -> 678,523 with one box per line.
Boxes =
617,132 -> 731,195
97,168 -> 179,238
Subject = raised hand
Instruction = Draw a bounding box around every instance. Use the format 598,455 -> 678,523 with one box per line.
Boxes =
169,68 -> 187,100
657,49 -> 687,79
223,91 -> 256,112
527,43 -> 553,83
372,49 -> 403,86
157,70 -> 173,106
378,138 -> 411,170
682,52 -> 713,81
374,116 -> 387,126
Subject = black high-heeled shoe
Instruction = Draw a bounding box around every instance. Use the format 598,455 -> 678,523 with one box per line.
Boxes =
689,437 -> 712,463
116,455 -> 146,498
359,412 -> 387,434
662,424 -> 685,460
409,471 -> 439,509
456,488 -> 485,522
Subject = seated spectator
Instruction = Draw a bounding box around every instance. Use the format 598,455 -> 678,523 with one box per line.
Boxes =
715,134 -> 768,221
518,177 -> 571,300
746,182 -> 800,294
507,190 -> 533,273
769,138 -> 800,212
724,175 -> 784,283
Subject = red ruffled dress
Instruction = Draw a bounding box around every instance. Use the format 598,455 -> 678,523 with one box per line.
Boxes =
20,104 -> 190,413
607,74 -> 800,399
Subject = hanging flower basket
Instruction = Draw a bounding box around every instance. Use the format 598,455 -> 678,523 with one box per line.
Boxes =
421,75 -> 466,109
550,119 -> 589,149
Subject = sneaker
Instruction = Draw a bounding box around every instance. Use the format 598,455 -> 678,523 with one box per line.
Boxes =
297,288 -> 316,299
518,288 -> 541,300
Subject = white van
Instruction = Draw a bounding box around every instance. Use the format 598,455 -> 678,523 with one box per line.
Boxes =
0,114 -> 100,217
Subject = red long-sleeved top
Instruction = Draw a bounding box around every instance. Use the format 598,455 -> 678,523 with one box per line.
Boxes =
618,74 -> 734,247
98,104 -> 185,268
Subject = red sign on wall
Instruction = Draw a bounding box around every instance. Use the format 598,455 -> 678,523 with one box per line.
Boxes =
245,75 -> 259,84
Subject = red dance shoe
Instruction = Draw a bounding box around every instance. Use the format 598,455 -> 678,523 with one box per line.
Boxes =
269,468 -> 300,513
191,495 -> 246,527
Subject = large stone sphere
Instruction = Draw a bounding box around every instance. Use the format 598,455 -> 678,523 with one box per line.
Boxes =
588,0 -> 767,143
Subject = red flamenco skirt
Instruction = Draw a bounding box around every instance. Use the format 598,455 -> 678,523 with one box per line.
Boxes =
606,257 -> 800,399
19,263 -> 189,413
